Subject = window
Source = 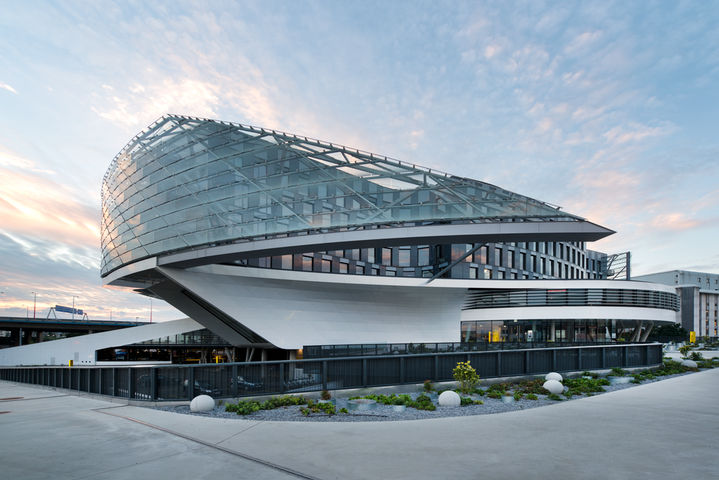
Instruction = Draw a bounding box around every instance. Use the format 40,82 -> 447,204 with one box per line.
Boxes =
356,265 -> 364,275
366,248 -> 376,264
398,247 -> 411,266
382,248 -> 392,266
483,268 -> 492,279
418,246 -> 429,265
474,245 -> 488,264
339,262 -> 349,274
321,259 -> 332,273
495,248 -> 503,267
508,250 -> 515,269
302,255 -> 313,272
469,267 -> 478,279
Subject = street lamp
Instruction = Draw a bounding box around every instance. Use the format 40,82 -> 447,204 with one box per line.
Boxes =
31,291 -> 37,319
72,295 -> 78,320
149,298 -> 153,323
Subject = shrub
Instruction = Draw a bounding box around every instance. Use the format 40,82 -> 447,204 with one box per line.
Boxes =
300,399 -> 336,416
339,407 -> 349,414
513,391 -> 523,401
423,380 -> 434,392
410,393 -> 436,411
225,400 -> 261,415
609,367 -> 628,376
547,393 -> 562,401
516,379 -> 546,395
487,390 -> 502,399
689,351 -> 704,361
320,390 -> 331,401
525,393 -> 538,400
453,361 -> 480,394
679,345 -> 692,357
563,377 -> 609,396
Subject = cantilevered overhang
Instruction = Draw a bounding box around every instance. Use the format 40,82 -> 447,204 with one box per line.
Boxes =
155,219 -> 613,269
103,219 -> 613,286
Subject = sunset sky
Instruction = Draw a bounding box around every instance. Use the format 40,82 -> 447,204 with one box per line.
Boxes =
1,1 -> 718,322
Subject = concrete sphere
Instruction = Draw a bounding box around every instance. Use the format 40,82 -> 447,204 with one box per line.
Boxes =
543,379 -> 564,395
438,390 -> 461,406
190,395 -> 215,412
681,359 -> 698,368
545,372 -> 563,382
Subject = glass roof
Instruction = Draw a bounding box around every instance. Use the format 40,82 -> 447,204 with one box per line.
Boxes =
101,115 -> 586,276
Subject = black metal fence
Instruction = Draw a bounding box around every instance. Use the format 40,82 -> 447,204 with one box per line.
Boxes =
0,343 -> 662,402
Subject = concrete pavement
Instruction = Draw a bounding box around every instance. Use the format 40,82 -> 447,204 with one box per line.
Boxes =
2,368 -> 718,479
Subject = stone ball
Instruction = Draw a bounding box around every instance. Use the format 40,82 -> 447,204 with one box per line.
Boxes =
543,379 -> 564,395
681,359 -> 698,369
545,372 -> 563,382
190,395 -> 215,412
438,390 -> 461,407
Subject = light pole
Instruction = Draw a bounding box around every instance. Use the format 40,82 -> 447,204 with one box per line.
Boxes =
31,291 -> 37,319
149,298 -> 153,323
72,295 -> 78,320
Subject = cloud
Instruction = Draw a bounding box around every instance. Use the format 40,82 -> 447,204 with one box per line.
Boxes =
0,82 -> 17,94
603,122 -> 675,145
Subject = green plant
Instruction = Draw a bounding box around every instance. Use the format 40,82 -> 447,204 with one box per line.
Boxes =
516,379 -> 546,395
547,393 -> 562,401
320,390 -> 331,401
300,399 -> 336,416
459,396 -> 483,406
473,388 -> 486,396
225,400 -> 261,415
452,360 -> 480,394
609,367 -> 628,376
339,407 -> 348,414
563,377 -> 610,396
423,379 -> 434,392
487,390 -> 502,399
513,391 -> 523,401
525,393 -> 538,400
689,351 -> 704,361
410,393 -> 436,411
679,345 -> 692,357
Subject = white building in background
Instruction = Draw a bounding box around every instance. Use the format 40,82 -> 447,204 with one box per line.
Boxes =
634,270 -> 719,338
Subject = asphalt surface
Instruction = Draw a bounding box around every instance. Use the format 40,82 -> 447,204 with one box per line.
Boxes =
1,367 -> 717,479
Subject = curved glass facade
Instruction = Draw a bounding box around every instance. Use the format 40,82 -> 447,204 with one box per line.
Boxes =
102,115 -> 586,276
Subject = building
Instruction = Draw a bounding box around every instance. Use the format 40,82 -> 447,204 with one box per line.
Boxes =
634,270 -> 719,338
99,115 -> 679,357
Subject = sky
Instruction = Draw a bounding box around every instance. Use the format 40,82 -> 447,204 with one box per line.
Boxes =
0,1 -> 717,322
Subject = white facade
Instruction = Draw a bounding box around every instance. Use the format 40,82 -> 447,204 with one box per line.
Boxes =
634,270 -> 719,337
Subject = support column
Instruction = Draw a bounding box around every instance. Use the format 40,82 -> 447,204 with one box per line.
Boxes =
639,322 -> 654,342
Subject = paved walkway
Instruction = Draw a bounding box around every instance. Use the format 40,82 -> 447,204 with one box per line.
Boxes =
2,368 -> 718,479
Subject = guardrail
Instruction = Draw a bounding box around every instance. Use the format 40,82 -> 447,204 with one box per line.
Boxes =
0,343 -> 662,402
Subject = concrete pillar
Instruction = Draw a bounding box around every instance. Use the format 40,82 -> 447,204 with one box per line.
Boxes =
639,322 -> 654,342
550,321 -> 556,342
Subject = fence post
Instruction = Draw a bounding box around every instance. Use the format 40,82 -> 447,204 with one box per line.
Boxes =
525,350 -> 530,374
497,351 -> 502,377
622,346 -> 628,367
279,363 -> 285,394
150,367 -> 157,401
552,349 -> 557,371
76,369 -> 81,392
321,361 -> 328,391
601,348 -> 606,369
399,357 -> 405,384
362,359 -> 368,387
577,348 -> 582,371
433,355 -> 439,381
112,368 -> 117,397
231,364 -> 238,397
187,366 -> 195,401
128,368 -> 135,400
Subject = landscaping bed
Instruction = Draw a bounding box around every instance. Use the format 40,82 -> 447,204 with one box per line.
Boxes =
154,358 -> 717,422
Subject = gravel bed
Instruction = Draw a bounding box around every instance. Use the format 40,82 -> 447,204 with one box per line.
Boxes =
152,371 -> 693,423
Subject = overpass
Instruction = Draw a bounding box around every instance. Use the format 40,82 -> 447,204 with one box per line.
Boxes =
0,316 -> 149,348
